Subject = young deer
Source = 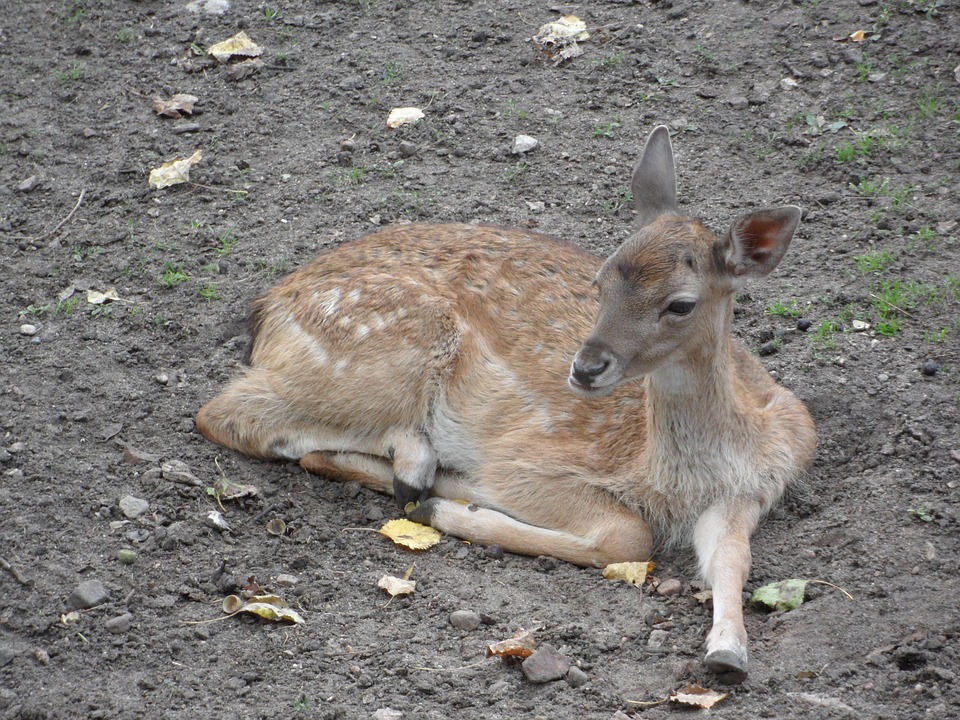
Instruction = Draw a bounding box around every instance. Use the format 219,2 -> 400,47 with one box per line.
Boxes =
197,126 -> 815,683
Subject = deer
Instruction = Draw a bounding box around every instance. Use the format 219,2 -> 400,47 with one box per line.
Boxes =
196,126 -> 816,683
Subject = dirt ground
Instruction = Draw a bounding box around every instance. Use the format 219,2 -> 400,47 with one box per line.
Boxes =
1,0 -> 959,718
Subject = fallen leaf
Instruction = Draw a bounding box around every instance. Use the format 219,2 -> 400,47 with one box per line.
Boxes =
379,518 -> 441,550
386,107 -> 425,129
226,594 -> 304,624
265,518 -> 286,536
378,574 -> 417,597
602,561 -> 654,587
532,15 -> 590,64
152,94 -> 199,118
86,288 -> 119,305
213,474 -> 258,500
207,31 -> 263,63
752,578 -> 808,612
486,629 -> 538,659
148,149 -> 202,189
670,684 -> 729,709
226,58 -> 264,81
850,29 -> 866,42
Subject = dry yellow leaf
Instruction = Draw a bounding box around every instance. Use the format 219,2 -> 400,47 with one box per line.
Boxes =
670,684 -> 729,709
386,107 -> 425,129
379,518 -> 441,550
849,29 -> 866,42
486,629 -> 538,659
207,31 -> 263,63
378,574 -> 416,597
602,560 -> 655,587
152,94 -> 198,118
86,288 -> 120,305
222,593 -> 304,624
148,149 -> 202,189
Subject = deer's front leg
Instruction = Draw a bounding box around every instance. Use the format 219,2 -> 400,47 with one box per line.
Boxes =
693,500 -> 763,684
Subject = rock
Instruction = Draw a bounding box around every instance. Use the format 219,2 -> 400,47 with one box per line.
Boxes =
0,645 -> 16,668
398,141 -> 418,158
372,709 -> 403,720
565,666 -> 589,687
484,544 -> 504,560
105,613 -> 133,634
921,361 -> 938,376
119,495 -> 149,519
449,610 -> 481,631
779,78 -> 798,91
276,574 -> 298,588
656,578 -> 682,596
162,460 -> 201,486
521,643 -> 570,683
727,95 -> 749,109
122,444 -> 161,465
648,628 -> 670,649
796,318 -> 812,331
18,176 -> 40,193
512,135 -> 538,154
19,324 -> 38,336
205,510 -> 231,531
68,579 -> 110,609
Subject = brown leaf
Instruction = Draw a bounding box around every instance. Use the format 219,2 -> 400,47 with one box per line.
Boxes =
226,58 -> 264,81
152,94 -> 199,118
487,629 -> 538,659
670,684 -> 729,709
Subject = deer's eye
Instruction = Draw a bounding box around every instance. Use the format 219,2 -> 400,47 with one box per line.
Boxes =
667,300 -> 696,316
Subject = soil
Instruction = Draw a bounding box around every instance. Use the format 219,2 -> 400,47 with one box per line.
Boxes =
2,0 -> 959,718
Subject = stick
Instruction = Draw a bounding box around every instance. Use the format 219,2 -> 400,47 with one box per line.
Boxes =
7,189 -> 86,243
0,556 -> 29,585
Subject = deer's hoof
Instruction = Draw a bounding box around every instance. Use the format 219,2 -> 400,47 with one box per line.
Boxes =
704,648 -> 748,684
393,476 -> 430,509
404,496 -> 440,524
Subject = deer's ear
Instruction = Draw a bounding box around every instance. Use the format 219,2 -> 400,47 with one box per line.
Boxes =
632,126 -> 678,229
716,206 -> 801,280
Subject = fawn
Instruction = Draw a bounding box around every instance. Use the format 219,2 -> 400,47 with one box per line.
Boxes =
196,126 -> 816,682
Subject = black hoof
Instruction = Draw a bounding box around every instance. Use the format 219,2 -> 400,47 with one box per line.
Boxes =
405,497 -> 440,525
393,476 -> 430,509
705,649 -> 748,685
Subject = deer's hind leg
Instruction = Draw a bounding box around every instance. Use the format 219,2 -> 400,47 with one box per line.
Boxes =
197,368 -> 438,504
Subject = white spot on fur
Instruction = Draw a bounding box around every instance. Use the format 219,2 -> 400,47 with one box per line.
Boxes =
318,288 -> 341,318
347,289 -> 362,304
334,359 -> 349,376
373,313 -> 387,330
287,316 -> 328,365
355,324 -> 370,339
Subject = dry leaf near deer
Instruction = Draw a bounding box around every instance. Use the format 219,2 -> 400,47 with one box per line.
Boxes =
196,125 -> 815,684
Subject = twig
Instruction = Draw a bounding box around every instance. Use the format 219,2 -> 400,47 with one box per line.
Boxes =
810,578 -> 854,600
624,697 -> 669,708
0,556 -> 30,585
410,659 -> 486,673
6,189 -> 86,243
868,293 -> 915,318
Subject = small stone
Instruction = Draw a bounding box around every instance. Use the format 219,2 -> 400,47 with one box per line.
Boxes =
34,649 -> 50,666
565,666 -> 589,688
20,324 -> 37,336
372,709 -> 403,720
758,340 -> 778,356
449,610 -> 481,631
521,643 -> 570,683
119,495 -> 149,519
0,645 -> 15,668
105,613 -> 133,634
656,578 -> 682,597
370,708 -> 403,720
921,361 -> 938,377
877,373 -> 889,382
398,141 -> 418,158
796,318 -> 812,331
205,510 -> 231,532
122,444 -> 161,465
727,95 -> 749,109
339,138 -> 355,152
83,127 -> 97,138
18,176 -> 40,193
276,574 -> 298,588
155,372 -> 170,385
512,135 -> 538,154
162,460 -> 201,486
647,628 -> 670,649
68,579 -> 110,610
484,544 -> 505,560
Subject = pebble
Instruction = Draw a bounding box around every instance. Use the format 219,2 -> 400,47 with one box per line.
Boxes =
484,544 -> 505,560
19,324 -> 37,336
398,141 -> 418,158
105,613 -> 133,634
512,135 -> 538,154
521,643 -> 570,683
68,579 -> 110,610
122,444 -> 161,465
758,341 -> 778,356
372,709 -> 403,720
119,495 -> 149,519
0,645 -> 15,668
921,361 -> 938,377
161,460 -> 201,486
18,176 -> 40,193
648,629 -> 670,649
656,578 -> 682,597
449,610 -> 481,631
565,666 -> 590,688
796,318 -> 811,331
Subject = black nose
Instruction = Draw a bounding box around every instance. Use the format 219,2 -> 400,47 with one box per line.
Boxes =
571,359 -> 609,386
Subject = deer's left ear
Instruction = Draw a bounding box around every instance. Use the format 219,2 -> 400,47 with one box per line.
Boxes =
716,206 -> 801,280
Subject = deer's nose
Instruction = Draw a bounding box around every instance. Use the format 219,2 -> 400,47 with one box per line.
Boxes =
571,357 -> 610,386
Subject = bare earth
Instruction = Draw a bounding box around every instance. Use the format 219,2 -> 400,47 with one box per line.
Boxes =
1,1 -> 959,718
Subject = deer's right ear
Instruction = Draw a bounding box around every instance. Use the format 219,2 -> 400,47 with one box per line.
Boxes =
632,126 -> 678,229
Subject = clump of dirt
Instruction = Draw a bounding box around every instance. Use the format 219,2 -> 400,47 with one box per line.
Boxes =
1,1 -> 958,718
